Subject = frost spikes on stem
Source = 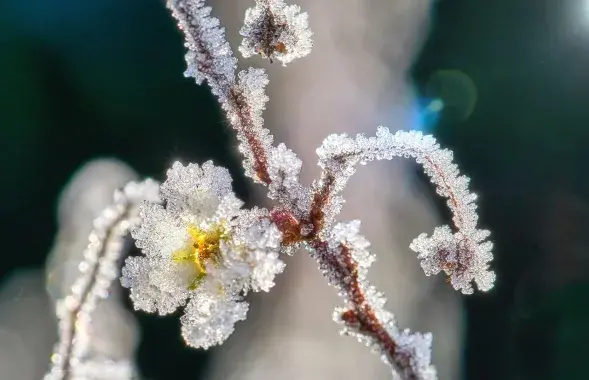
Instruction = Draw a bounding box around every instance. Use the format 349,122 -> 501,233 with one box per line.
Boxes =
167,0 -> 279,185
313,127 -> 495,294
45,180 -> 160,380
307,221 -> 436,380
166,0 -> 236,100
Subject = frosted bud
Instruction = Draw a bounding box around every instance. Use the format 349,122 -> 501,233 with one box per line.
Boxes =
240,0 -> 313,65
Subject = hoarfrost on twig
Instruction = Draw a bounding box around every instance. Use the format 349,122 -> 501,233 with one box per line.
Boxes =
45,0 -> 495,378
311,221 -> 437,380
45,180 -> 160,380
315,127 -> 495,294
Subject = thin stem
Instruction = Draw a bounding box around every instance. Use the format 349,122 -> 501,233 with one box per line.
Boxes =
167,0 -> 273,185
228,88 -> 272,184
46,202 -> 131,380
311,240 -> 420,379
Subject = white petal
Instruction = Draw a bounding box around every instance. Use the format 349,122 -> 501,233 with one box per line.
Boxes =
160,161 -> 234,217
121,256 -> 189,315
225,210 -> 285,292
180,294 -> 248,349
131,202 -> 187,259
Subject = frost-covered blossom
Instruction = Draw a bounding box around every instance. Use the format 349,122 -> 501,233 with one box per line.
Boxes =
240,0 -> 313,65
121,161 -> 284,348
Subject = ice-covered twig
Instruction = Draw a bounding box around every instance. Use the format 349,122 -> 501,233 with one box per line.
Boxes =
167,0 -> 274,184
45,1 -> 495,379
314,127 -> 495,294
307,221 -> 436,380
45,180 -> 160,380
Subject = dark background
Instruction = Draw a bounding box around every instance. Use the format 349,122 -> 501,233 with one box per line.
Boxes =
1,0 -> 589,379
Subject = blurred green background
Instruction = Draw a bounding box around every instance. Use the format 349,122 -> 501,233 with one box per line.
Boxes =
1,0 -> 589,379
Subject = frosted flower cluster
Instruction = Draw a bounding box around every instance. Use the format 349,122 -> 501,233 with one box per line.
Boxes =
121,161 -> 284,348
240,0 -> 313,65
410,226 -> 494,295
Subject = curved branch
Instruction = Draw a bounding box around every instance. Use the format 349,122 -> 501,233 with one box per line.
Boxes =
312,127 -> 495,293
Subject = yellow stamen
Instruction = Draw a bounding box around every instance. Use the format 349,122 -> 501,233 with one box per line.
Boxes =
172,222 -> 227,290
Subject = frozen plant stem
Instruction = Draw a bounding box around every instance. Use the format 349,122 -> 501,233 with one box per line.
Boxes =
163,0 -> 494,378
45,181 -> 159,380
46,1 -> 495,379
167,0 -> 274,184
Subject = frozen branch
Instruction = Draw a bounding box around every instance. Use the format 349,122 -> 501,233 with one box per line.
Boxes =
167,0 -> 275,184
45,1 -> 495,379
45,180 -> 160,380
314,127 -> 495,294
307,221 -> 436,380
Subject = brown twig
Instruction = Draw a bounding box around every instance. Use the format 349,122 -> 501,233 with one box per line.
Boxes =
228,88 -> 271,184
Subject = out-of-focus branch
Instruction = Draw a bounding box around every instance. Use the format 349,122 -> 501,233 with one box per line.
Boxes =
44,180 -> 159,380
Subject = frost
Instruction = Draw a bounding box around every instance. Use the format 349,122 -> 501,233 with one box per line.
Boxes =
225,68 -> 275,183
410,226 -> 495,294
316,128 -> 495,293
240,0 -> 313,65
121,161 -> 284,348
167,0 -> 237,101
181,294 -> 249,349
48,0 -> 497,378
318,221 -> 436,380
45,179 -> 160,380
267,143 -> 311,217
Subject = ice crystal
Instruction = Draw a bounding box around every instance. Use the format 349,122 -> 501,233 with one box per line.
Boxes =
180,293 -> 249,349
267,143 -> 310,217
121,161 -> 284,348
240,0 -> 313,65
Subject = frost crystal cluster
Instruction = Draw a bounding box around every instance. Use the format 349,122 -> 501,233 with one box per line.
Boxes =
46,1 -> 496,379
240,0 -> 313,65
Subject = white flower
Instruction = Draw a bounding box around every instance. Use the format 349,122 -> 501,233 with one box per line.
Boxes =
121,161 -> 284,348
239,0 -> 313,66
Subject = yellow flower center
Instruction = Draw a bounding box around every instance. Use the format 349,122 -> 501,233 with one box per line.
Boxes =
172,223 -> 227,290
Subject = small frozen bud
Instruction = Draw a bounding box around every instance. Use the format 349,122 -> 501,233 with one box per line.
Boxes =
239,0 -> 313,66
